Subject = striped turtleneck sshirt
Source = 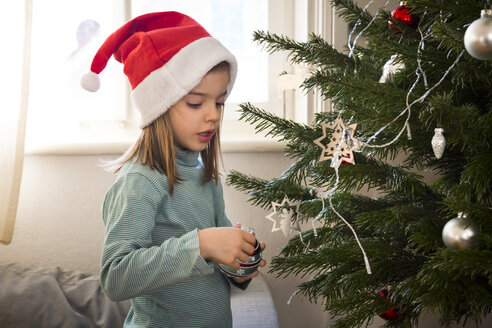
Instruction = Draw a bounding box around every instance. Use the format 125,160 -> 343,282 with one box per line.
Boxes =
100,148 -> 235,327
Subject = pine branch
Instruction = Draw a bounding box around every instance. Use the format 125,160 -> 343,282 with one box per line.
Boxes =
226,170 -> 314,209
310,154 -> 433,201
237,102 -> 313,142
275,150 -> 319,188
394,249 -> 492,325
252,30 -> 357,71
304,68 -> 407,106
225,171 -> 272,209
461,152 -> 492,201
331,0 -> 375,28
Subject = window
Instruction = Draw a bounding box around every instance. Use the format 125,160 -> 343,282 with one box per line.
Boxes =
24,0 -> 342,154
26,0 -> 133,153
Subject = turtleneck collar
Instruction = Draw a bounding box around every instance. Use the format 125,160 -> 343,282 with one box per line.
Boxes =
175,147 -> 200,167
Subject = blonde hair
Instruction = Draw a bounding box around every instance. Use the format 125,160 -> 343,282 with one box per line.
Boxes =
108,61 -> 229,194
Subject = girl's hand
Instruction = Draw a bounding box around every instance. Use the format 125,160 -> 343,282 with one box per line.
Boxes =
198,227 -> 256,269
232,241 -> 266,283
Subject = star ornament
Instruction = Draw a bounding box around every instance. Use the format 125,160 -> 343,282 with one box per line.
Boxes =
313,116 -> 361,169
265,196 -> 301,237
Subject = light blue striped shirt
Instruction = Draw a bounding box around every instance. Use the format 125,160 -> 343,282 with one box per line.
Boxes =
101,148 -> 234,327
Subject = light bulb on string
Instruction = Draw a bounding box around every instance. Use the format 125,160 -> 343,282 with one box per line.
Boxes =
431,128 -> 446,159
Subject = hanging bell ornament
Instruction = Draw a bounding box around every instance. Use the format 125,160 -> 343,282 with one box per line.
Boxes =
379,54 -> 406,83
431,128 -> 446,159
442,213 -> 480,250
464,9 -> 492,60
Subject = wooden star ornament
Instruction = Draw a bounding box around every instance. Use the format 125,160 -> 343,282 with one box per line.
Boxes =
313,116 -> 361,169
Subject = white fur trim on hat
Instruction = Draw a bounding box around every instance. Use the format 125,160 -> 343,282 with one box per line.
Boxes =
131,37 -> 238,128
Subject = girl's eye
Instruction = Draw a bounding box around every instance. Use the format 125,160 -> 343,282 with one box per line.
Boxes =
187,103 -> 202,109
216,103 -> 225,109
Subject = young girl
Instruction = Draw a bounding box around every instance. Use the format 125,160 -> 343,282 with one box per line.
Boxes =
81,11 -> 265,327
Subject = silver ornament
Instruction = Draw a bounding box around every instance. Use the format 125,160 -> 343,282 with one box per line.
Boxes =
379,54 -> 405,83
464,9 -> 492,61
431,128 -> 446,159
442,213 -> 480,249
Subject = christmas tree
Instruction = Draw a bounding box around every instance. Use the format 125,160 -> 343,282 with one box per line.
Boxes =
227,0 -> 492,327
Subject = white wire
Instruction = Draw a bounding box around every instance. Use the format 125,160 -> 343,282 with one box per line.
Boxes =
320,123 -> 372,274
348,0 -> 391,58
347,2 -> 368,57
361,50 -> 464,149
312,197 -> 325,237
416,21 -> 430,89
287,288 -> 300,305
327,168 -> 372,275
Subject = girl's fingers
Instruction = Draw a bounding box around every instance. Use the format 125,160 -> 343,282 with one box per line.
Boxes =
236,252 -> 250,263
242,230 -> 257,244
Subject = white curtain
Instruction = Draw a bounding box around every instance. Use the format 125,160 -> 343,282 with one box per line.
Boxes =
0,0 -> 32,244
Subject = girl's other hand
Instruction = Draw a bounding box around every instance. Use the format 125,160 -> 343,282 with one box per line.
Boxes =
198,227 -> 256,269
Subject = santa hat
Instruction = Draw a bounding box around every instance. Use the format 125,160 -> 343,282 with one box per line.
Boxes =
81,11 -> 237,128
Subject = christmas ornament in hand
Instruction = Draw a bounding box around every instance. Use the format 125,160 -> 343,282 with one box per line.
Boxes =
388,1 -> 419,33
464,9 -> 492,61
379,54 -> 405,83
375,288 -> 402,321
431,128 -> 446,159
442,212 -> 480,250
217,226 -> 263,278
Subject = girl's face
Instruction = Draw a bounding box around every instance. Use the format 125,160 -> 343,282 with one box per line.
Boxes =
168,69 -> 229,152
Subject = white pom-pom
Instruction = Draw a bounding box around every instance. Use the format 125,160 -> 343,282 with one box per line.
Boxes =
80,71 -> 100,92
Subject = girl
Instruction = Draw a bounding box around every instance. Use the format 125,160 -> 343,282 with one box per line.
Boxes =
81,11 -> 265,328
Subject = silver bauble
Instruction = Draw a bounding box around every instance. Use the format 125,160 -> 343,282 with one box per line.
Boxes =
464,9 -> 492,60
431,128 -> 446,159
442,213 -> 480,249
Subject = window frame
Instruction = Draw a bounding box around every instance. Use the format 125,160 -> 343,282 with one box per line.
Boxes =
24,0 -> 345,155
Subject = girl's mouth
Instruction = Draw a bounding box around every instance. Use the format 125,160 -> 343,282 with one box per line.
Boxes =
197,130 -> 215,143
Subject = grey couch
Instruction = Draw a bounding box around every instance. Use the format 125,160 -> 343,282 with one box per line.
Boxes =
0,263 -> 279,328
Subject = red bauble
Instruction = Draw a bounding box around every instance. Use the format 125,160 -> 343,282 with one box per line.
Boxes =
388,2 -> 419,32
376,289 -> 402,321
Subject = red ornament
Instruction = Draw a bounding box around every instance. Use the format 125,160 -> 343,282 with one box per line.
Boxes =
389,1 -> 419,32
376,288 -> 402,321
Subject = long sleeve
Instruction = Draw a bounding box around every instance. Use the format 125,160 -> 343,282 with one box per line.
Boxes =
100,172 -> 212,301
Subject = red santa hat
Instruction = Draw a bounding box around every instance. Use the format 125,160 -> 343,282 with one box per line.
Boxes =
81,11 -> 237,128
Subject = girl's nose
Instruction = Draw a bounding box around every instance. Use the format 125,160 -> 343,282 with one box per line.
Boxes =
205,102 -> 221,122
